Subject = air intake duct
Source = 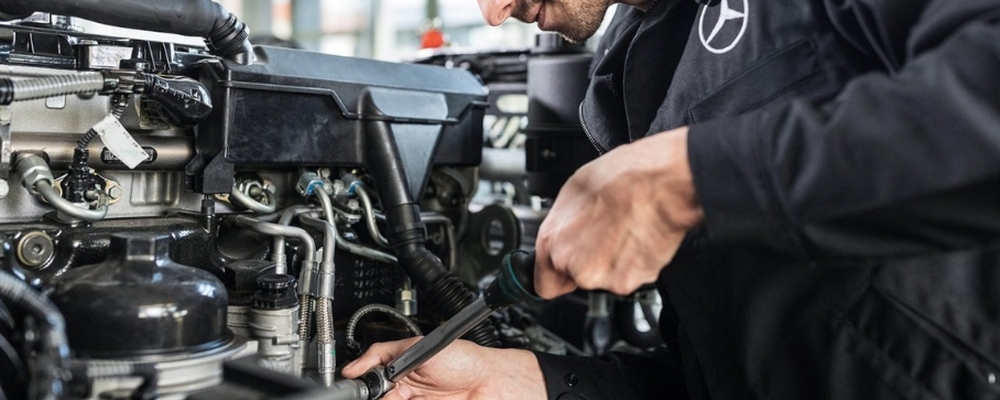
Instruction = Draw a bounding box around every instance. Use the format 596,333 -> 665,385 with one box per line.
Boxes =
0,0 -> 253,64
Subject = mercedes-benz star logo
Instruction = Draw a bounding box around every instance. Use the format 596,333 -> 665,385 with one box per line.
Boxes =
698,0 -> 749,54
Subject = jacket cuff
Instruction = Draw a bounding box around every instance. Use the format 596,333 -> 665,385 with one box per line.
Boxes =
687,112 -> 807,258
534,350 -> 685,400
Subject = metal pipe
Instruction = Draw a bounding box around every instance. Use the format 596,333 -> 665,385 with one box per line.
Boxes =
419,213 -> 457,272
314,188 -> 415,293
299,215 -> 337,385
375,211 -> 456,271
15,153 -> 109,221
314,188 -> 396,263
318,189 -> 408,283
354,185 -> 390,248
232,215 -> 314,264
12,133 -> 194,171
241,207 -> 321,378
232,216 -> 319,353
231,183 -> 277,214
35,181 -> 109,221
299,216 -> 335,267
271,205 -> 317,274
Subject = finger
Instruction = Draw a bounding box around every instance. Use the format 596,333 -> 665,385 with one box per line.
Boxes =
534,249 -> 576,299
342,337 -> 423,378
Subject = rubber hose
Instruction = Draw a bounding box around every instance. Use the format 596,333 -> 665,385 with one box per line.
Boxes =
614,300 -> 663,350
0,271 -> 67,400
0,0 -> 252,63
396,245 -> 500,347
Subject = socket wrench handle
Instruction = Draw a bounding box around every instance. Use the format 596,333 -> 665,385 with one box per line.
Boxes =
345,249 -> 540,399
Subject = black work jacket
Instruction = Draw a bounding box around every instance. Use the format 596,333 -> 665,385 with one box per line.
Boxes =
536,0 -> 1000,399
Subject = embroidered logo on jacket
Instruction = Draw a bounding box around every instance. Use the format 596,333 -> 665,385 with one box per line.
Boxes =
698,0 -> 749,54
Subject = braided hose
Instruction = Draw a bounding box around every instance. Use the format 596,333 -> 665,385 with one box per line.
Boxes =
345,303 -> 423,354
0,72 -> 104,105
297,294 -> 314,341
316,299 -> 334,344
315,298 -> 335,382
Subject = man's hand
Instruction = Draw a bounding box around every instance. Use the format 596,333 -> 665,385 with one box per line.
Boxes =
534,126 -> 703,298
341,338 -> 546,400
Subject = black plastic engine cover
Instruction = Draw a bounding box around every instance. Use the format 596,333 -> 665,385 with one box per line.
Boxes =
196,46 -> 487,168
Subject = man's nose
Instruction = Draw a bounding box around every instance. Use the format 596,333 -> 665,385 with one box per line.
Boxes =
477,0 -> 516,26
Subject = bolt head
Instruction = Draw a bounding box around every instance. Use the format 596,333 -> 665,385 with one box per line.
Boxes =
107,185 -> 123,200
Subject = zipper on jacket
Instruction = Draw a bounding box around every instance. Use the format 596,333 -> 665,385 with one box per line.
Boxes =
578,101 -> 608,155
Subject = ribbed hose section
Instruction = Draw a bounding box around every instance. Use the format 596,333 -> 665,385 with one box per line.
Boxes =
394,244 -> 500,348
316,298 -> 333,343
76,129 -> 99,152
75,100 -> 126,151
4,73 -> 104,105
206,14 -> 252,63
425,274 -> 500,347
297,294 -> 314,341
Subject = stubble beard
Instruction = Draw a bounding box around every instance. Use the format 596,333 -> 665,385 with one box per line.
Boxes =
557,0 -> 610,42
514,0 -> 610,43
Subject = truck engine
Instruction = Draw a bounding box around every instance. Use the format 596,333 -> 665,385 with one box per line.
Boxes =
0,0 -> 546,398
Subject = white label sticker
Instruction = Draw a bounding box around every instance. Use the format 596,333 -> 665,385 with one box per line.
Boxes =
93,115 -> 146,169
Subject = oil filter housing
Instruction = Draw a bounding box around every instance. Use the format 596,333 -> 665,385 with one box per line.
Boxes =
46,233 -> 230,358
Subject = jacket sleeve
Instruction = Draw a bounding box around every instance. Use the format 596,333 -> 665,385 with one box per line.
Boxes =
687,0 -> 1000,260
535,348 -> 687,399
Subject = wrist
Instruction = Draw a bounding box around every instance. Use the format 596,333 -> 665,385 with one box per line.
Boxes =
478,348 -> 546,399
640,126 -> 704,230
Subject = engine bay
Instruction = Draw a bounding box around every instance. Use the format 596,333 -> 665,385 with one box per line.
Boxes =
0,2 -> 658,398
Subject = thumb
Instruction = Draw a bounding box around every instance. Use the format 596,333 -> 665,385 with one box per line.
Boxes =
342,337 -> 423,378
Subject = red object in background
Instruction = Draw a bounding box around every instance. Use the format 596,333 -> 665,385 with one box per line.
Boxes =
421,28 -> 446,49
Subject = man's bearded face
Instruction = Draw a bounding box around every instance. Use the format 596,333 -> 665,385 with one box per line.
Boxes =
510,0 -> 611,42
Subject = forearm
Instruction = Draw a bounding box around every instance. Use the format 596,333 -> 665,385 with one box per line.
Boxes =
477,348 -> 547,399
624,127 -> 704,233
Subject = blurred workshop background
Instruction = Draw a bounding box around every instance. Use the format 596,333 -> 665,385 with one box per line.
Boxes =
77,0 -> 616,61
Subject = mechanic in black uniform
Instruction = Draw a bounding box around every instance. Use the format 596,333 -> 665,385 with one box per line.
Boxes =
344,0 -> 1000,398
